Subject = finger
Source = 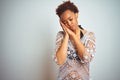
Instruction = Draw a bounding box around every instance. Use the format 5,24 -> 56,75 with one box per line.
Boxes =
59,20 -> 66,31
65,26 -> 74,35
59,20 -> 65,27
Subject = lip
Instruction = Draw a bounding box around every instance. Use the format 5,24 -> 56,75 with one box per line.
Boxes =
69,25 -> 74,29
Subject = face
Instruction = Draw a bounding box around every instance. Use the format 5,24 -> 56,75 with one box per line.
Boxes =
60,10 -> 78,32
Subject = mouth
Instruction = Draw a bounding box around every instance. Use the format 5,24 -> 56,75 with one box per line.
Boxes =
69,25 -> 75,31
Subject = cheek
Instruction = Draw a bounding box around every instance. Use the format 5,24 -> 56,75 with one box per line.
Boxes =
74,19 -> 78,25
72,18 -> 78,24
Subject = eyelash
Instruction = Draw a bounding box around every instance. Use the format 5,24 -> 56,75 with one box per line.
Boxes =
63,18 -> 73,24
69,18 -> 73,21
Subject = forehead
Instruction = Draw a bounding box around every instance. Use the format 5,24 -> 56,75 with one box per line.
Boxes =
60,10 -> 75,20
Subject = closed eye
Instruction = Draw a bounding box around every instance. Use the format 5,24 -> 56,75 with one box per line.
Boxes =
69,18 -> 73,21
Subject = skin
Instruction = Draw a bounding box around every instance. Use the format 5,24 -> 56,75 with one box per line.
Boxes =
56,10 -> 87,65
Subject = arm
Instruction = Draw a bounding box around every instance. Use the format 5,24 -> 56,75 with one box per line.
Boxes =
55,21 -> 70,65
63,27 -> 86,60
72,34 -> 86,60
65,27 -> 96,63
74,32 -> 96,63
56,33 -> 69,65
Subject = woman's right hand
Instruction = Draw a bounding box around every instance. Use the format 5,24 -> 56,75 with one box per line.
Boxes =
60,20 -> 69,38
56,20 -> 69,65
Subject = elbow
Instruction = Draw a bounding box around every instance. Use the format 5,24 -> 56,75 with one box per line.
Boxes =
57,60 -> 65,65
56,55 -> 66,65
56,51 -> 67,66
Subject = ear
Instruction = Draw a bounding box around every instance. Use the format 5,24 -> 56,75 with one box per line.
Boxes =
75,13 -> 78,19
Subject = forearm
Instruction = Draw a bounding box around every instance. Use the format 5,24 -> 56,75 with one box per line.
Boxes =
73,35 -> 85,59
56,35 -> 69,65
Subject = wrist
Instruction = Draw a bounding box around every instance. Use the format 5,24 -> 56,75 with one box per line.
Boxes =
64,34 -> 69,39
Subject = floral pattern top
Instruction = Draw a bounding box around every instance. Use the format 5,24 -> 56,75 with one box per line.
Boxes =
53,30 -> 96,80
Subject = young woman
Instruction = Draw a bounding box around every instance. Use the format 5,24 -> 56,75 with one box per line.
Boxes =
53,1 -> 96,80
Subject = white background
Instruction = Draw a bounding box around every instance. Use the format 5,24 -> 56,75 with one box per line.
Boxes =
0,0 -> 120,80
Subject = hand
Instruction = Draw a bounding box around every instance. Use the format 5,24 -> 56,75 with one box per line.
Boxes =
59,20 -> 69,37
59,20 -> 76,40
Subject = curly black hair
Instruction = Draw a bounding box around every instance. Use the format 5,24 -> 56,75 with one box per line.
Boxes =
56,1 -> 79,17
